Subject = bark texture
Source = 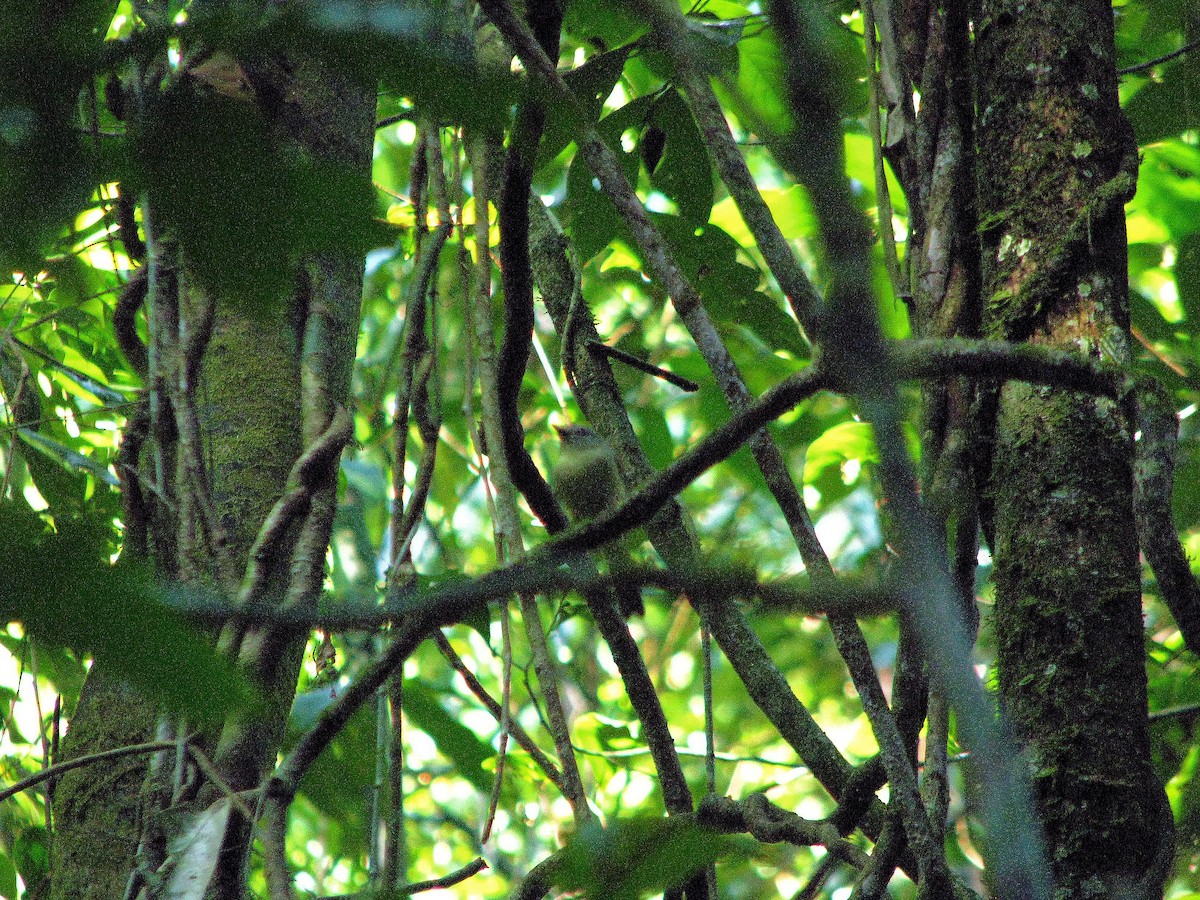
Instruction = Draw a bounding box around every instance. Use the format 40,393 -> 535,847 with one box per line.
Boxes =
974,2 -> 1171,896
49,40 -> 373,900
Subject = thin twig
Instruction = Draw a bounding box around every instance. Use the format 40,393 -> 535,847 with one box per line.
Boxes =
480,612 -> 512,842
0,741 -> 178,803
399,857 -> 488,894
585,340 -> 699,391
264,792 -> 295,900
862,1 -> 904,300
1119,39 -> 1200,74
643,0 -> 822,337
436,630 -> 565,788
376,110 -> 417,130
185,743 -> 258,821
468,92 -> 592,824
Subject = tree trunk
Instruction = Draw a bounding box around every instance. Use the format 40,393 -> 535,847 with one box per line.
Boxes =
48,45 -> 373,900
974,1 -> 1172,895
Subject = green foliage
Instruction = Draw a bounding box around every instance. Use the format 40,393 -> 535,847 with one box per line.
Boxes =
134,87 -> 383,310
645,89 -> 714,227
400,678 -> 495,794
0,505 -> 253,725
554,817 -> 733,900
0,1 -> 113,272
1,1 -> 1198,898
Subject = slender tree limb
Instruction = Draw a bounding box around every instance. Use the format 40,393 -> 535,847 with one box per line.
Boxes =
468,111 -> 593,826
271,620 -> 429,800
826,617 -> 945,883
584,590 -> 696,820
236,406 -> 354,607
861,0 -> 904,301
263,793 -> 294,900
643,0 -> 822,338
174,564 -> 899,630
399,857 -> 488,895
114,265 -> 150,377
475,18 -> 939,873
1150,702 -> 1200,722
0,740 -> 178,804
921,692 -> 951,845
493,0 -> 568,534
460,132 -> 515,852
847,814 -> 909,900
516,590 -> 593,825
475,380 -> 593,828
178,338 -> 1135,630
391,219 -> 453,574
1134,382 -> 1200,655
525,202 -> 873,855
311,858 -> 493,898
1118,39 -> 1200,74
585,340 -> 699,392
435,632 -> 565,793
696,794 -> 869,866
795,853 -> 842,900
507,795 -> 872,900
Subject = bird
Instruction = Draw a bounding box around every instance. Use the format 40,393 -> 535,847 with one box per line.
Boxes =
553,424 -> 644,617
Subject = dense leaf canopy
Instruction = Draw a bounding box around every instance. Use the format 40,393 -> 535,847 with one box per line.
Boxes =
1,1 -> 1198,898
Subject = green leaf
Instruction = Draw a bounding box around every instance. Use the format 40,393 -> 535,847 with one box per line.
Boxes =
0,849 -> 17,900
563,0 -> 649,49
542,47 -> 635,167
12,826 -> 47,893
1125,61 -> 1200,144
565,96 -> 654,262
804,421 -> 879,483
804,419 -> 921,486
553,817 -> 731,900
1128,144 -> 1200,243
0,505 -> 253,725
18,428 -> 118,486
716,28 -> 793,138
1174,232 -> 1200,329
682,11 -> 744,76
710,185 -> 816,244
651,217 -> 809,357
647,90 -> 713,227
401,678 -> 494,794
286,694 -> 373,852
0,2 -> 108,271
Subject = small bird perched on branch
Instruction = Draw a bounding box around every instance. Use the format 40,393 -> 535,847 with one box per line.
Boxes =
553,424 -> 644,617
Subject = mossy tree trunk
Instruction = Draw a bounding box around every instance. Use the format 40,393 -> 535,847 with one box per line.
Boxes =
48,46 -> 373,900
974,1 -> 1171,895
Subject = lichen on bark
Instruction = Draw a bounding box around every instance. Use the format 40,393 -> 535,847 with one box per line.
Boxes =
975,1 -> 1170,895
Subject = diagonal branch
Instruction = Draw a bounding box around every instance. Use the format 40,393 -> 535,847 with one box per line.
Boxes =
643,0 -> 823,338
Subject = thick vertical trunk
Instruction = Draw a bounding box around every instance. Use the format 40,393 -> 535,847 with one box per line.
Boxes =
974,1 -> 1171,894
49,44 -> 373,900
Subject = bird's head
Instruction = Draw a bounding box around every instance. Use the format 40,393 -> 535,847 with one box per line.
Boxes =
555,423 -> 603,449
